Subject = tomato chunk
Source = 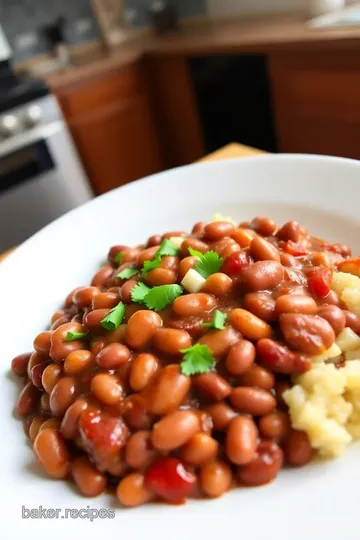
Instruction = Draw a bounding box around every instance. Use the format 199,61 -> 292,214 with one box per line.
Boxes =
307,267 -> 332,298
222,251 -> 251,277
145,457 -> 195,504
283,240 -> 307,257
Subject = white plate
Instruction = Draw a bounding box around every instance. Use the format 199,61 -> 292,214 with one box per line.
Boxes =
1,154 -> 360,540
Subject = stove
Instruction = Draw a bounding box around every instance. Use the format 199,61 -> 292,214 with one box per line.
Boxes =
0,60 -> 49,114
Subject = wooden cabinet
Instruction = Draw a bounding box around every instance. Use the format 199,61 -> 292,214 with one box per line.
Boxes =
269,49 -> 360,159
54,62 -> 164,195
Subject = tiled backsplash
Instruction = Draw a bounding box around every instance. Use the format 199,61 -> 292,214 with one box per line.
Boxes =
0,0 -> 206,62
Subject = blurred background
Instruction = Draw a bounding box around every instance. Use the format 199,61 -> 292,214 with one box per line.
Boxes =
0,0 -> 359,251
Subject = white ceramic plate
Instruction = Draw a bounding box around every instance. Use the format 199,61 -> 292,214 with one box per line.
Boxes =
1,155 -> 360,540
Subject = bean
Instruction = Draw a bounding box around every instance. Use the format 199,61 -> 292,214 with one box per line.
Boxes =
16,382 -> 40,417
180,433 -> 219,466
230,387 -> 276,416
40,393 -> 51,414
317,305 -> 346,336
72,455 -> 107,497
61,398 -> 89,439
84,309 -> 110,332
31,362 -> 47,389
241,261 -> 284,292
42,363 -> 62,394
198,327 -> 240,358
122,395 -> 153,430
283,430 -> 314,466
211,237 -> 240,258
144,268 -> 176,286
96,343 -> 131,369
51,310 -> 66,325
231,228 -> 256,248
125,430 -> 157,470
192,221 -> 207,237
279,313 -> 335,355
226,340 -> 256,375
29,416 -> 46,442
91,374 -> 123,406
33,428 -> 70,479
151,410 -> 200,451
205,402 -> 238,431
226,416 -> 258,465
50,322 -> 86,362
311,252 -> 333,268
229,308 -> 271,341
64,286 -> 83,309
64,350 -> 93,375
27,351 -> 44,378
316,290 -> 341,307
73,287 -> 99,308
39,418 -> 62,432
105,324 -> 127,344
203,273 -> 233,296
34,331 -> 52,356
200,460 -> 232,498
91,266 -> 114,288
125,310 -> 163,350
258,412 -> 290,439
178,256 -> 200,280
344,310 -> 360,335
277,221 -> 301,242
250,236 -> 280,262
50,377 -> 78,417
120,279 -> 137,304
130,353 -> 159,392
145,365 -> 191,415
204,221 -> 235,241
162,230 -> 187,240
257,339 -> 312,374
243,292 -> 277,322
147,234 -> 162,247
275,379 -> 291,409
116,473 -> 154,507
11,352 -> 31,377
152,328 -> 191,355
108,244 -> 128,265
173,293 -> 216,317
160,256 -> 180,272
92,292 -> 119,310
180,238 -> 209,257
237,440 -> 283,486
193,372 -> 232,401
237,364 -> 275,390
121,247 -> 142,264
250,216 -> 277,237
276,294 -> 317,315
280,252 -> 303,269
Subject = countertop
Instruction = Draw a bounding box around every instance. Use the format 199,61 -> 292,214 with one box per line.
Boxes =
46,12 -> 360,89
0,142 -> 263,262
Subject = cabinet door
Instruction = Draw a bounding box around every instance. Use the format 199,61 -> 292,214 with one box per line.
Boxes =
269,50 -> 360,158
69,95 -> 164,195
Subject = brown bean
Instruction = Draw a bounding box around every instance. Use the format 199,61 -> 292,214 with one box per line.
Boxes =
230,387 -> 276,416
125,430 -> 157,470
72,455 -> 107,497
203,273 -> 232,296
11,352 -> 31,377
198,327 -> 240,358
121,247 -> 142,264
317,305 -> 346,336
152,328 -> 191,355
231,228 -> 256,248
250,216 -> 277,237
317,290 -> 341,307
280,252 -> 303,269
279,313 -> 335,355
125,310 -> 163,350
162,230 -> 187,240
258,412 -> 290,439
34,331 -> 52,356
344,310 -> 360,335
204,221 -> 235,241
40,393 -> 51,414
283,430 -> 314,466
205,402 -> 238,431
200,460 -> 232,498
84,309 -> 109,332
226,340 -> 256,376
137,247 -> 160,268
180,433 -> 219,466
108,244 -> 128,265
117,473 -> 154,507
27,351 -> 44,378
211,237 -> 240,258
33,428 -> 70,479
91,266 -> 114,288
50,377 -> 78,416
29,416 -> 46,442
180,238 -> 209,257
173,293 -> 216,317
144,268 -> 176,286
30,362 -> 47,389
241,261 -> 284,292
276,294 -> 318,315
226,416 -> 258,465
51,314 -> 71,330
277,221 -> 301,242
60,398 -> 88,439
16,382 -> 40,417
257,338 -> 312,374
64,350 -> 93,375
145,364 -> 191,415
192,221 -> 207,237
243,292 -> 277,322
95,343 -> 131,369
151,410 -> 200,451
237,364 -> 275,390
178,256 -> 200,280
237,440 -> 283,486
50,322 -> 86,361
160,255 -> 180,272
311,251 -> 333,268
250,236 -> 281,262
91,374 -> 123,406
73,286 -> 99,308
146,234 -> 162,247
275,379 -> 292,409
229,308 -> 272,341
130,353 -> 159,392
193,373 -> 232,401
51,310 -> 66,325
92,292 -> 119,310
120,280 -> 137,304
42,363 -> 62,394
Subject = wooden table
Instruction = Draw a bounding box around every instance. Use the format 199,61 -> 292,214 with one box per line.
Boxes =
0,143 -> 262,263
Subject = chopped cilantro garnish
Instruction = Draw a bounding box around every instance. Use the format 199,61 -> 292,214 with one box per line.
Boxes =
131,282 -> 151,303
116,267 -> 138,279
201,310 -> 227,330
101,301 -> 126,331
188,248 -> 223,279
141,239 -> 180,276
180,344 -> 215,376
65,331 -> 88,342
144,284 -> 183,311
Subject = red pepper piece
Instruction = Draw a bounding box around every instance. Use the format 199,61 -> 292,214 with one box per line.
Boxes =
307,267 -> 332,298
145,457 -> 195,504
221,251 -> 251,277
283,240 -> 307,257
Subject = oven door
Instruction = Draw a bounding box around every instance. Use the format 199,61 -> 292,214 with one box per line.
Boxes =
0,122 -> 92,252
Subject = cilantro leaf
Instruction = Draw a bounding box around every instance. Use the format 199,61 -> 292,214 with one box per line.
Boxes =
201,310 -> 227,330
157,238 -> 180,257
65,331 -> 88,342
144,284 -> 183,311
188,249 -> 223,279
180,344 -> 215,376
117,267 -> 138,279
141,255 -> 161,277
101,301 -> 125,331
131,282 -> 151,303
114,251 -> 123,265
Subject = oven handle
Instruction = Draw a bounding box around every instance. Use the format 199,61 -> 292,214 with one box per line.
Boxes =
0,120 -> 64,160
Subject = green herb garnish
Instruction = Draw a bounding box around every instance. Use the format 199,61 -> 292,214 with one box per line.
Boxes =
141,257 -> 162,277
144,284 -> 183,311
201,310 -> 227,330
188,248 -> 223,279
116,267 -> 138,279
65,331 -> 88,342
180,344 -> 215,376
101,301 -> 126,331
131,282 -> 151,303
141,239 -> 180,276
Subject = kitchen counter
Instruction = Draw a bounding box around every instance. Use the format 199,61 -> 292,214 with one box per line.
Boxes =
46,12 -> 360,90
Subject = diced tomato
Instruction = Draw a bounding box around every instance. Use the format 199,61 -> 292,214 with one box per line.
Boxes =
283,240 -> 307,257
221,251 -> 251,277
145,457 -> 196,504
307,267 -> 332,298
321,242 -> 352,258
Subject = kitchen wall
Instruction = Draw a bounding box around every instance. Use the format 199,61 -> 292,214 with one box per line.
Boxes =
206,0 -> 305,17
